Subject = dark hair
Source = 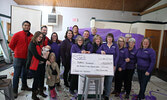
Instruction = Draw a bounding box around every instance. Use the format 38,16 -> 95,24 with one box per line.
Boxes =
72,25 -> 79,33
64,30 -> 74,39
22,21 -> 31,26
50,32 -> 60,44
31,31 -> 43,45
41,25 -> 47,30
141,37 -> 152,48
84,30 -> 90,33
106,33 -> 114,42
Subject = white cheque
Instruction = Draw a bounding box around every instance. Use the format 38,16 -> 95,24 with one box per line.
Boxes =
71,53 -> 114,76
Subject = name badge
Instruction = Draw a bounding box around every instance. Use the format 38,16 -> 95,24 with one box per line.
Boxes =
112,46 -> 116,48
144,50 -> 148,53
120,50 -> 124,53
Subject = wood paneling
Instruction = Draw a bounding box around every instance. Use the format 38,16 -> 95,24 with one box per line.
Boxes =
14,0 -> 160,12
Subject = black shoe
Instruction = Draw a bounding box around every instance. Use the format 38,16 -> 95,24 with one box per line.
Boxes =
39,88 -> 47,98
104,96 -> 109,100
69,90 -> 75,95
32,90 -> 40,100
21,85 -> 32,91
13,88 -> 18,98
125,94 -> 129,99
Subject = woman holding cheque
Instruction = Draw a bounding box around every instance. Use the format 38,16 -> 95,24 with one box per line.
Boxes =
97,33 -> 119,100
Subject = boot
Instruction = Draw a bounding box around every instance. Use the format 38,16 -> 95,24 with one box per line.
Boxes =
104,96 -> 109,100
39,88 -> 47,98
32,90 -> 40,100
52,88 -> 57,96
13,88 -> 18,98
50,89 -> 56,98
21,85 -> 32,91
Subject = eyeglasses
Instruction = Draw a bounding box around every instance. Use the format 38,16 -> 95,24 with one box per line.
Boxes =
118,40 -> 124,42
39,36 -> 43,39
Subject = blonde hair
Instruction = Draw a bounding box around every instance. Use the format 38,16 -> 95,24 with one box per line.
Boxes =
48,52 -> 56,62
93,35 -> 103,44
125,34 -> 132,38
75,35 -> 84,44
117,36 -> 126,48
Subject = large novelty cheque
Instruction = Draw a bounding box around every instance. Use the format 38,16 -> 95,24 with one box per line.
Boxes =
71,53 -> 114,76
71,53 -> 114,94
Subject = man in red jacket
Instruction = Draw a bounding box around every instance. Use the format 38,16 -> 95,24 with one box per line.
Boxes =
9,21 -> 33,98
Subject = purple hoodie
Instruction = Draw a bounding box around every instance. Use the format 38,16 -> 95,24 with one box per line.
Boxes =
126,47 -> 137,69
97,43 -> 119,67
71,44 -> 85,54
117,47 -> 129,70
136,48 -> 156,73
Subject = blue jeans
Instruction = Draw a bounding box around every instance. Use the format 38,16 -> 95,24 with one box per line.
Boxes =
104,76 -> 114,97
137,69 -> 151,99
13,58 -> 27,89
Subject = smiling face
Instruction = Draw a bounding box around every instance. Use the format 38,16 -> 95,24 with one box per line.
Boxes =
50,55 -> 55,63
118,38 -> 125,48
67,31 -> 73,39
142,39 -> 150,48
83,31 -> 89,39
73,26 -> 78,33
41,27 -> 47,35
36,34 -> 43,42
107,36 -> 113,43
77,38 -> 83,46
22,23 -> 30,32
91,28 -> 97,35
129,41 -> 135,48
51,33 -> 57,42
95,37 -> 101,45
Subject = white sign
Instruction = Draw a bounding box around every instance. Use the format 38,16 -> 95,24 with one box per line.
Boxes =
71,53 -> 114,76
78,75 -> 104,94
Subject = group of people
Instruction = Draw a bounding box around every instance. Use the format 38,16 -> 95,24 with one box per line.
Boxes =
9,20 -> 156,100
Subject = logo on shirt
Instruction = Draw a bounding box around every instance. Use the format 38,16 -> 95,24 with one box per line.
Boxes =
130,52 -> 135,55
144,50 -> 148,53
120,50 -> 124,53
112,46 -> 115,48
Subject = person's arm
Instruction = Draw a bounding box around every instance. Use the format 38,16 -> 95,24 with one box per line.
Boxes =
147,49 -> 156,73
45,65 -> 51,79
55,63 -> 60,78
121,48 -> 129,69
87,43 -> 93,53
29,43 -> 46,62
115,45 -> 119,67
8,33 -> 18,51
96,44 -> 103,54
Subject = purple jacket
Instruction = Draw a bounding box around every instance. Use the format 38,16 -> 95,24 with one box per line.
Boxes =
60,38 -> 75,66
136,48 -> 156,73
89,34 -> 95,42
126,47 -> 137,69
118,47 -> 129,70
97,43 -> 119,67
49,42 -> 61,63
71,44 -> 85,54
83,38 -> 93,52
73,33 -> 81,40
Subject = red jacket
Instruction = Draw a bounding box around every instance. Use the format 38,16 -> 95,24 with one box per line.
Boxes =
29,45 -> 42,70
43,36 -> 49,46
9,31 -> 33,59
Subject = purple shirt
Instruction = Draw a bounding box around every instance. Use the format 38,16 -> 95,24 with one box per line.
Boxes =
118,47 -> 129,70
73,33 -> 81,40
126,47 -> 137,69
71,44 -> 85,55
136,48 -> 156,73
89,34 -> 95,42
49,42 -> 60,62
97,43 -> 119,67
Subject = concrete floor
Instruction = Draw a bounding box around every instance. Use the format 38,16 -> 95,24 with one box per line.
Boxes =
0,66 -> 167,100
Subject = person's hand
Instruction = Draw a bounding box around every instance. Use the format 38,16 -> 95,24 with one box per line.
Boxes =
46,60 -> 51,65
81,50 -> 86,54
145,72 -> 150,76
48,76 -> 51,79
57,76 -> 60,80
101,51 -> 106,54
118,67 -> 122,71
86,51 -> 90,54
125,58 -> 130,62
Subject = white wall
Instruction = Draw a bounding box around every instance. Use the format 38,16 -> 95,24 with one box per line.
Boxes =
0,0 -> 17,39
141,0 -> 167,22
18,5 -> 141,40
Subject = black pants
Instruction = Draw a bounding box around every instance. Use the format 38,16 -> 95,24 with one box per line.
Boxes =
38,63 -> 45,89
63,64 -> 71,84
115,68 -> 125,93
124,69 -> 135,95
70,74 -> 78,91
137,69 -> 151,99
31,64 -> 44,91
